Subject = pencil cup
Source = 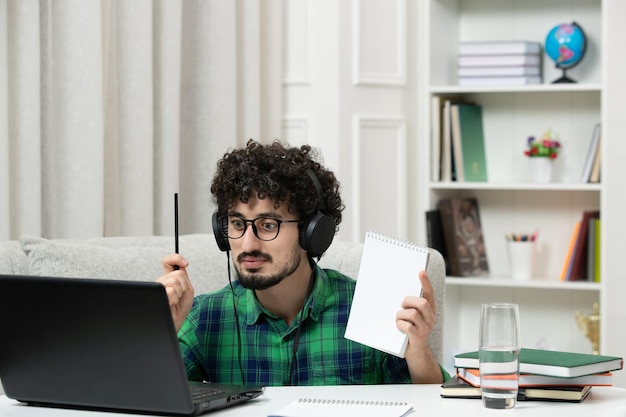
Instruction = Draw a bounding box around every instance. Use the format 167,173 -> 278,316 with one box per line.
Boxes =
507,241 -> 535,280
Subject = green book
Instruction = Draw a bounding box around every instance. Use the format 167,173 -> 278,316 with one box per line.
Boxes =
454,103 -> 488,182
594,219 -> 601,282
454,348 -> 623,378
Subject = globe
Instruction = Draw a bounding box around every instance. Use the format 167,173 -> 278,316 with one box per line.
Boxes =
545,22 -> 587,83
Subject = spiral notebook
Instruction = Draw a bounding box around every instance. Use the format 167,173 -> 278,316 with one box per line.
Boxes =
344,231 -> 430,357
268,398 -> 413,417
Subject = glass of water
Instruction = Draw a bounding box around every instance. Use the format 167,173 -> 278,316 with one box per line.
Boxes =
479,303 -> 521,409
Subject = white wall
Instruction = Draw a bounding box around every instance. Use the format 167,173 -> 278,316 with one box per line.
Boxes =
281,0 -> 419,244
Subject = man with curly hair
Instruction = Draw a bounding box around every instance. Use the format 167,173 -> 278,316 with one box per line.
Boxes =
158,139 -> 448,386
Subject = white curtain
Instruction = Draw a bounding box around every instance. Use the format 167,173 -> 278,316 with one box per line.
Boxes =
0,0 -> 283,240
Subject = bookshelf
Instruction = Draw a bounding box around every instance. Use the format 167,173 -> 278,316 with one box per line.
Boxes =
415,0 -> 626,384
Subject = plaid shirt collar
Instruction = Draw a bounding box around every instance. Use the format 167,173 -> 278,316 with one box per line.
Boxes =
241,265 -> 330,328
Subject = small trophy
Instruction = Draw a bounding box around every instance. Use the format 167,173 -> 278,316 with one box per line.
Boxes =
575,302 -> 600,355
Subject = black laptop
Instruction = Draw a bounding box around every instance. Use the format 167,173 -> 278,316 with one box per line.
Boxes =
0,274 -> 263,416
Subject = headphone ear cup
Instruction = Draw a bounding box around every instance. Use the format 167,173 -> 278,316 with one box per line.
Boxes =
299,211 -> 336,258
212,211 -> 230,252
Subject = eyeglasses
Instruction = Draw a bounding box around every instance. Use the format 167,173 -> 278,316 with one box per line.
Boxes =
225,215 -> 300,241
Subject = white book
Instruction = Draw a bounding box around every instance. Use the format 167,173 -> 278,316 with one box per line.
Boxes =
458,76 -> 542,86
430,95 -> 442,182
344,232 -> 429,358
459,41 -> 542,56
580,123 -> 601,182
458,54 -> 542,67
458,66 -> 541,77
589,132 -> 602,183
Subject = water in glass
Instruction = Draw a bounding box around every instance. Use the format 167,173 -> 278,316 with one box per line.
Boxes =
479,346 -> 520,409
479,303 -> 520,409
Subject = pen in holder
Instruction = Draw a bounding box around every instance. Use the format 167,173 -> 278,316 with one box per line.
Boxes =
505,232 -> 537,280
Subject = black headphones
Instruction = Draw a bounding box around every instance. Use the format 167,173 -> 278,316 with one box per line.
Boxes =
211,169 -> 336,258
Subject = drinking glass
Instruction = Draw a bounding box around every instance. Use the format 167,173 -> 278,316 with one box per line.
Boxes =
479,303 -> 521,409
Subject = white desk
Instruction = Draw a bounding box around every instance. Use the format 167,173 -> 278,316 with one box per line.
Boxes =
2,384 -> 626,416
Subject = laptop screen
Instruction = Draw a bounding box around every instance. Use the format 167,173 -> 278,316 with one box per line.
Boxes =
0,274 -> 262,416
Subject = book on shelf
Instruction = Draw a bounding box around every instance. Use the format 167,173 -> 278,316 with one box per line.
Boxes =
560,221 -> 581,281
458,75 -> 542,86
587,217 -> 597,281
344,231 -> 429,358
441,99 -> 453,182
430,95 -> 442,182
593,219 -> 601,282
458,66 -> 541,77
425,209 -> 450,274
437,97 -> 467,182
450,103 -> 488,182
454,348 -> 624,378
589,129 -> 602,183
580,123 -> 601,182
568,210 -> 600,281
437,197 -> 489,277
459,41 -> 542,56
441,375 -> 592,403
458,54 -> 542,67
457,367 -> 613,388
450,104 -> 465,182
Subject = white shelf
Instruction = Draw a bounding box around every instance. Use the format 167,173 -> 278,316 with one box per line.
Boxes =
429,182 -> 601,192
418,0 -> 608,376
445,276 -> 600,292
430,83 -> 603,95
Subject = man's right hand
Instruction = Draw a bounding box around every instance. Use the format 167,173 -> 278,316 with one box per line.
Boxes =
157,254 -> 194,332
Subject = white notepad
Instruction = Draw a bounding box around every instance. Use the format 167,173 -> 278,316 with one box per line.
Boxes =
344,231 -> 429,357
268,398 -> 413,417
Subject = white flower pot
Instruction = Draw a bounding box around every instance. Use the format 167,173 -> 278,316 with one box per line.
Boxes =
530,157 -> 553,183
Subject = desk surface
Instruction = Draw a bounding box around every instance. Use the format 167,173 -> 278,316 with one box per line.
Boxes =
2,384 -> 626,416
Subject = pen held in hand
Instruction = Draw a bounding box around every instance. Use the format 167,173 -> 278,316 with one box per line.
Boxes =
174,193 -> 180,271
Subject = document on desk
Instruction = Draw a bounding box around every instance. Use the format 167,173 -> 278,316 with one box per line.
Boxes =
268,397 -> 414,417
344,231 -> 429,357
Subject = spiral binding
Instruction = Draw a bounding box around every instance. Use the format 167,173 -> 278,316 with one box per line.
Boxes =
365,230 -> 428,254
296,397 -> 410,407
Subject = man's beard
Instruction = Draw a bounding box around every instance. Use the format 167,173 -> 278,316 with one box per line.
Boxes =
235,245 -> 304,290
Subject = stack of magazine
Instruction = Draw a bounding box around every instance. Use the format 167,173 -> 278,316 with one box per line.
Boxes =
441,348 -> 623,402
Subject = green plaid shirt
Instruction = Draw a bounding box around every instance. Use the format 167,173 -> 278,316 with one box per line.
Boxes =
178,266 -> 432,386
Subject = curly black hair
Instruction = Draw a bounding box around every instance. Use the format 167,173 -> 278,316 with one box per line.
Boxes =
210,139 -> 344,227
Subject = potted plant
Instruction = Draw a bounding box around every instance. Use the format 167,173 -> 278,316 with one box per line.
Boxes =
524,130 -> 561,182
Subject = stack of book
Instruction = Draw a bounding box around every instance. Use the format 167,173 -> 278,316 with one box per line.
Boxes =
441,348 -> 623,403
457,41 -> 543,86
561,209 -> 601,282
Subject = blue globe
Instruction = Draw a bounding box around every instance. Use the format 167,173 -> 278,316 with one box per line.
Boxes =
545,22 -> 586,83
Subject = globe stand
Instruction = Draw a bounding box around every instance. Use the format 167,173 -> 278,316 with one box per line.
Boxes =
545,21 -> 586,85
552,68 -> 576,84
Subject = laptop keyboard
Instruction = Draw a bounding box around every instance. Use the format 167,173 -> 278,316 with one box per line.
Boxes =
190,386 -> 226,401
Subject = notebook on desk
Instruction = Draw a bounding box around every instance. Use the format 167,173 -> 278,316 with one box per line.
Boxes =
0,274 -> 263,416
